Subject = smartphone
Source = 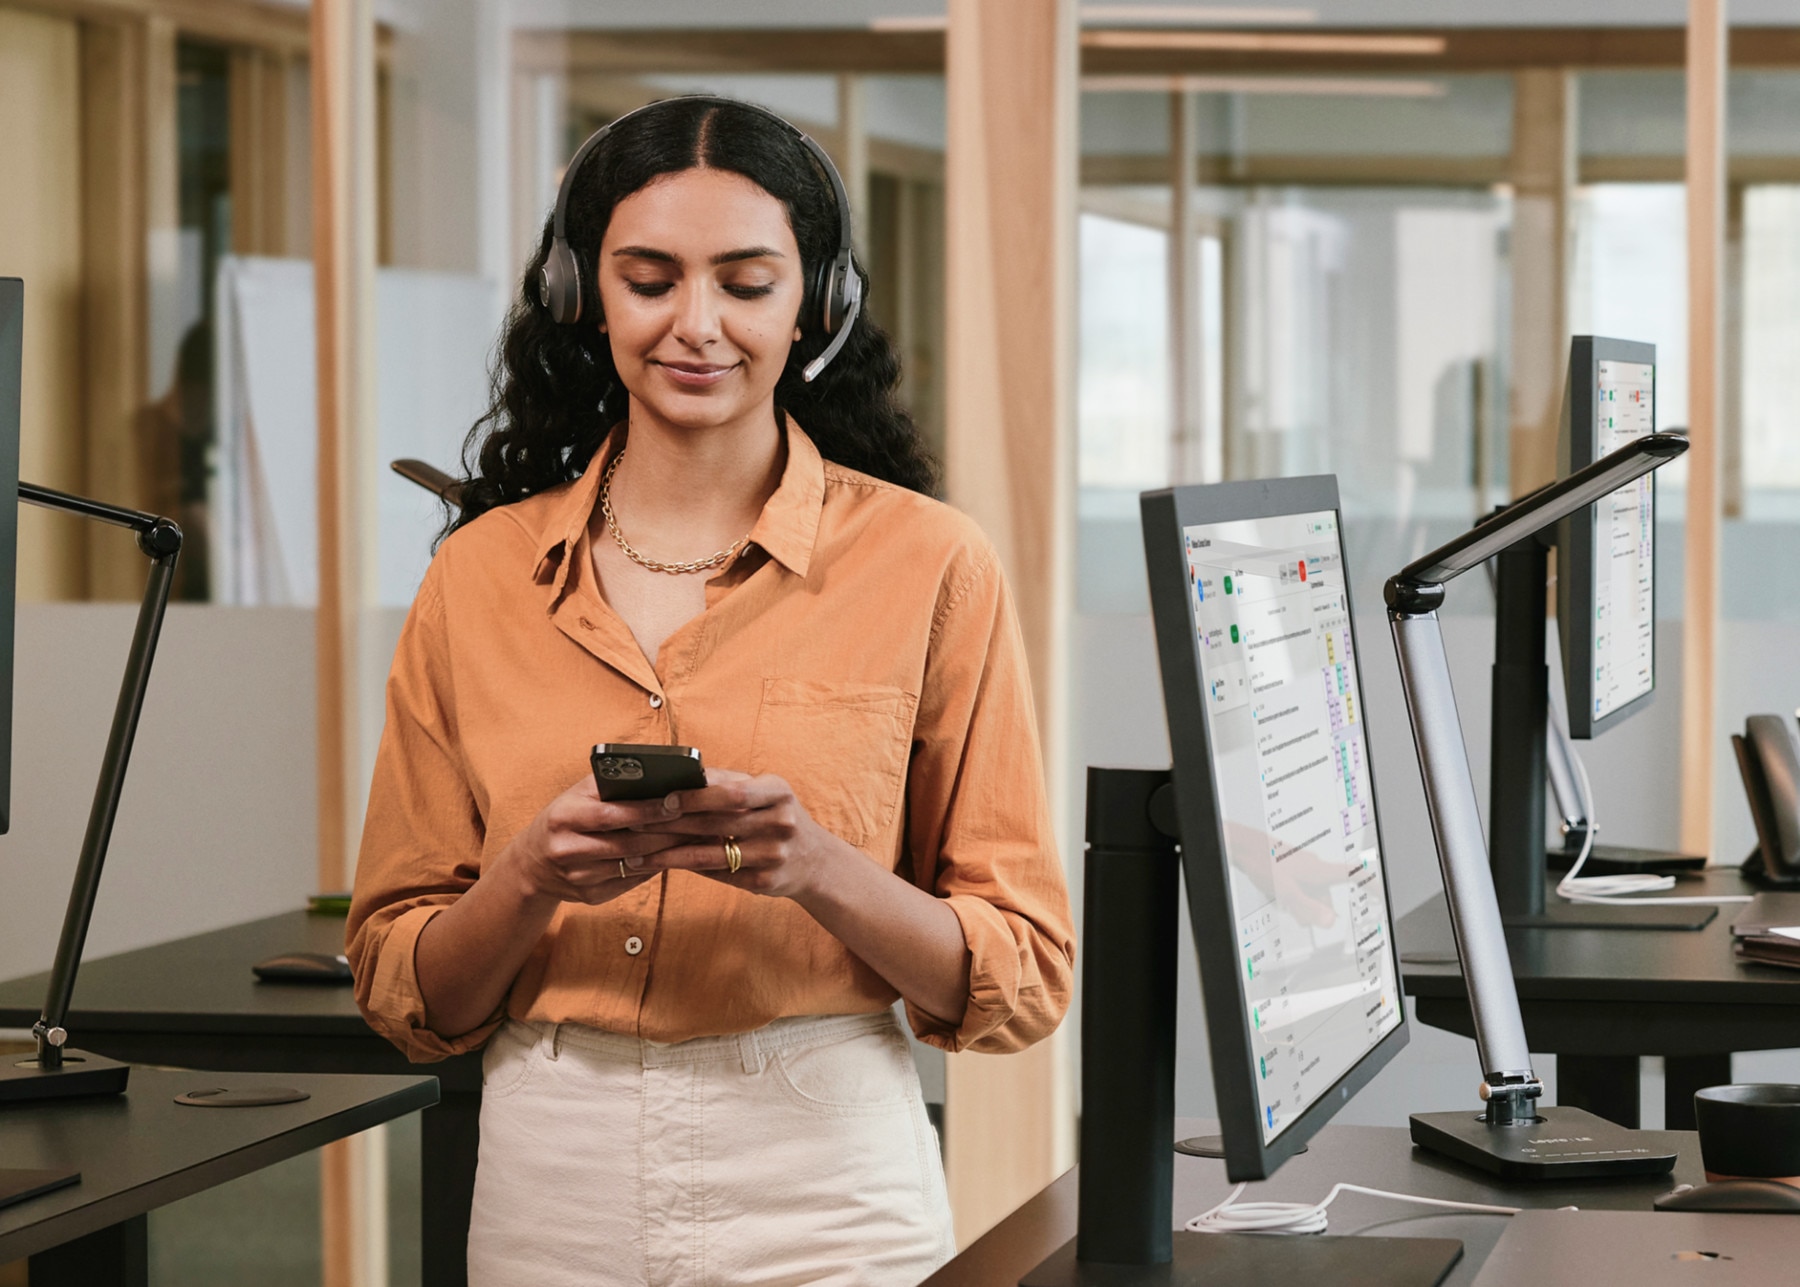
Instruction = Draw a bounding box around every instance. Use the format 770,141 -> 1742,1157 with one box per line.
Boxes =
591,743 -> 707,802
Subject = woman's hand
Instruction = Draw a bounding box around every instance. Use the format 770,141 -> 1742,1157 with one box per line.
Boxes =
621,768 -> 846,900
496,772 -> 686,907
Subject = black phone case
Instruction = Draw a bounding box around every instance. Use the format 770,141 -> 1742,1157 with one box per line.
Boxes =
591,743 -> 707,801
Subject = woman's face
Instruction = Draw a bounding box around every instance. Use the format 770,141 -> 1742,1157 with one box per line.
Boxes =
596,167 -> 805,435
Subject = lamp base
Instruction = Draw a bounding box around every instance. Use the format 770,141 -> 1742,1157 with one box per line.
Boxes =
0,1049 -> 130,1103
1411,1105 -> 1676,1180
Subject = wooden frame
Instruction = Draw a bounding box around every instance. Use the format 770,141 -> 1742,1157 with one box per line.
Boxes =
510,25 -> 1800,77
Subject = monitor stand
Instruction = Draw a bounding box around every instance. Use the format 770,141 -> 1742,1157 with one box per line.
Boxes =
1488,535 -> 1710,932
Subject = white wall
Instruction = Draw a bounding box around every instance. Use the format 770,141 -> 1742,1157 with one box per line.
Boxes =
0,605 -> 317,986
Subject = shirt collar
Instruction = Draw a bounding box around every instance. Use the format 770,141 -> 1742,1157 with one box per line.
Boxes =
529,417 -> 825,596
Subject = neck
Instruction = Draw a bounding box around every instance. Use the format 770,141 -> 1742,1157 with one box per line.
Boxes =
601,399 -> 786,550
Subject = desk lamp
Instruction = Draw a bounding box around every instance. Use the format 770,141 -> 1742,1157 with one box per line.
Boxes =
0,487 -> 181,1103
1388,431 -> 1689,1173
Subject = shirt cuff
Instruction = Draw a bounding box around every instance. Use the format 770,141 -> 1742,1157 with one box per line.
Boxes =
907,894 -> 1044,1054
355,903 -> 505,1062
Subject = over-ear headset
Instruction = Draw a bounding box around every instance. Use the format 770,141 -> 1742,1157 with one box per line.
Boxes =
538,95 -> 863,384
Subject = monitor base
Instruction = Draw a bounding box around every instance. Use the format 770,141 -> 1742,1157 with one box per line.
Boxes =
0,1049 -> 130,1103
1500,901 -> 1715,931
1411,1105 -> 1677,1180
1172,1135 -> 1306,1160
1547,843 -> 1707,877
1020,1231 -> 1462,1287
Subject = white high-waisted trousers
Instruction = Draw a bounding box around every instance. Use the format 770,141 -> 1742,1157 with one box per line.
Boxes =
466,1010 -> 956,1287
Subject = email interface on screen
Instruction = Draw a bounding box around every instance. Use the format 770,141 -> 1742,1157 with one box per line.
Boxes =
1592,359 -> 1656,722
1182,511 -> 1401,1143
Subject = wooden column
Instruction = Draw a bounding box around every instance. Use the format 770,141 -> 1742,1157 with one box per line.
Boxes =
836,74 -> 870,250
310,0 -> 379,895
1683,0 -> 1726,856
1507,68 -> 1577,499
79,19 -> 150,596
942,0 -> 1078,1246
1169,90 -> 1204,484
312,4 -> 383,1281
231,48 -> 292,257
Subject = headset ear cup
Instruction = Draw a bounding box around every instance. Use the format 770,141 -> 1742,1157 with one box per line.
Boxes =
835,255 -> 862,334
539,242 -> 583,325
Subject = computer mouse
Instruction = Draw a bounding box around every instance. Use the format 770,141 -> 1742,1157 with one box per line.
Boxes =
1653,1179 -> 1800,1213
252,951 -> 354,984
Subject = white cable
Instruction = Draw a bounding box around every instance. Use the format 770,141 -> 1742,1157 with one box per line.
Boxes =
1556,748 -> 1751,906
1185,1180 -> 1523,1236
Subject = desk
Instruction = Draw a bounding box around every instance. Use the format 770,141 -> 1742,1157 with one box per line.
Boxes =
1398,869 -> 1800,1130
924,1118 -> 1703,1287
0,912 -> 480,1287
0,1066 -> 435,1284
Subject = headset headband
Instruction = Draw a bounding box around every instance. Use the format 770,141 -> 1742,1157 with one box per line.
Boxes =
545,95 -> 861,383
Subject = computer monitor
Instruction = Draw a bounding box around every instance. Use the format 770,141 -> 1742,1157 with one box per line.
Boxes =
1557,336 -> 1658,740
1141,474 -> 1408,1182
1486,337 -> 1700,928
0,280 -> 20,835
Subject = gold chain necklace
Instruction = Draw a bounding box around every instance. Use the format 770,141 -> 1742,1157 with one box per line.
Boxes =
599,448 -> 751,576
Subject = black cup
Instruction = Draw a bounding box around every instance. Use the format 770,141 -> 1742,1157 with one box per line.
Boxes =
1694,1084 -> 1800,1181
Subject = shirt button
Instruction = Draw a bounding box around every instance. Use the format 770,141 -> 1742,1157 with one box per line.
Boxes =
625,936 -> 644,956
648,694 -> 664,709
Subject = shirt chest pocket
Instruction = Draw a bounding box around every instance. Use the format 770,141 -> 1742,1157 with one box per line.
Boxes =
748,677 -> 918,849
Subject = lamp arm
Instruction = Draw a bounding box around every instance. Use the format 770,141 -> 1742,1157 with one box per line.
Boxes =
1386,600 -> 1541,1116
20,483 -> 181,1069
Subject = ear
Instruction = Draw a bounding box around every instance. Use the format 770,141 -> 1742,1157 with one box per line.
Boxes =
793,325 -> 802,342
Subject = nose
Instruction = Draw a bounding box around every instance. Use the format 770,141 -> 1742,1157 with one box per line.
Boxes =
669,279 -> 721,350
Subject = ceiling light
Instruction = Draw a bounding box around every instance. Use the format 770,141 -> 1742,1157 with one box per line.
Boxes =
871,7 -> 1319,32
1082,30 -> 1446,55
1079,6 -> 1316,23
1082,73 -> 1446,97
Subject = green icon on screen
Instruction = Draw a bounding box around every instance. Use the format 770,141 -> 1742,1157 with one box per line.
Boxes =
1224,575 -> 1233,594
1230,624 -> 1240,643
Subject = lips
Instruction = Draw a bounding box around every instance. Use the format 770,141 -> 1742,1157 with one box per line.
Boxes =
656,361 -> 738,390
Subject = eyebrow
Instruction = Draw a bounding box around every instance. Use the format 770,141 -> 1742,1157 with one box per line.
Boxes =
611,245 -> 786,266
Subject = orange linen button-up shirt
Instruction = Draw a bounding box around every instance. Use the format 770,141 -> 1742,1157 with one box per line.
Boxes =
347,421 -> 1074,1062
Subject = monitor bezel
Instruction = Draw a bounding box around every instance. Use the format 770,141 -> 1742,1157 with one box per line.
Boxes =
1141,474 -> 1410,1184
1557,335 -> 1658,741
0,280 -> 19,835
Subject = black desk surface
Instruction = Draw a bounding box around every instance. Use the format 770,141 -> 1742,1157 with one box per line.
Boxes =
0,1067 -> 436,1264
0,911 -> 480,1092
925,1118 -> 1706,1287
0,911 -> 366,1036
1397,870 -> 1792,1003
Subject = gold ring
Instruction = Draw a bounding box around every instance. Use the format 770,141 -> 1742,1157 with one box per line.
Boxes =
619,859 -> 629,880
724,837 -> 742,874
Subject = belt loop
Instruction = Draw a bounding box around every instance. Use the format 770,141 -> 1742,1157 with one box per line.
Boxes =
547,1023 -> 564,1061
738,1029 -> 763,1075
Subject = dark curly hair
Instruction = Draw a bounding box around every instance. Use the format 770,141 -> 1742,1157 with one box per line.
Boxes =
448,96 -> 938,536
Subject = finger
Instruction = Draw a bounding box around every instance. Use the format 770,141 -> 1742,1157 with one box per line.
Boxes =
704,767 -> 754,785
660,776 -> 787,817
629,809 -> 775,838
624,840 -> 745,875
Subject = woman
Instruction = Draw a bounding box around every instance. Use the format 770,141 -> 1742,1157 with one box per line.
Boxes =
347,95 -> 1074,1286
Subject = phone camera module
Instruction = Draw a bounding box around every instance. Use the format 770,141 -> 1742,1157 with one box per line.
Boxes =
597,757 -> 644,781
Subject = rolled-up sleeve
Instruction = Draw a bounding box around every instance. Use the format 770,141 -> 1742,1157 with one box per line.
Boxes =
903,543 -> 1075,1054
345,561 -> 499,1062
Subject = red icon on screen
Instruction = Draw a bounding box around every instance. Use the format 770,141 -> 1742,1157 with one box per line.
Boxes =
1299,560 -> 1307,582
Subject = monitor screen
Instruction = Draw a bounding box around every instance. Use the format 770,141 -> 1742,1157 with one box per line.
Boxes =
1558,336 -> 1657,739
1143,475 -> 1408,1182
1590,359 -> 1655,724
